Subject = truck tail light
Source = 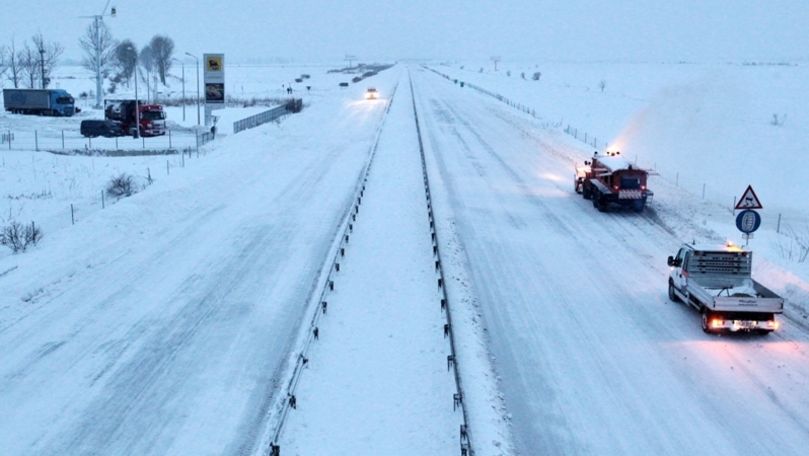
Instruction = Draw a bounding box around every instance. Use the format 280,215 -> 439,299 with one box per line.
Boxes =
613,185 -> 619,191
710,318 -> 723,329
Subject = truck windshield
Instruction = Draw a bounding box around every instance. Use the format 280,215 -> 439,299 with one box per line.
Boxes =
620,177 -> 641,189
141,111 -> 166,120
56,97 -> 74,104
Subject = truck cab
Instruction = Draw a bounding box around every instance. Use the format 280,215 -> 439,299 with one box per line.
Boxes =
667,243 -> 783,334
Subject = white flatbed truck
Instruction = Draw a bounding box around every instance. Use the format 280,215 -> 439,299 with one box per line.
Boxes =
667,243 -> 783,334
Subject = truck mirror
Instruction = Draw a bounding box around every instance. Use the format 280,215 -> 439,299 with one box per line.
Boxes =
584,160 -> 591,165
667,256 -> 675,267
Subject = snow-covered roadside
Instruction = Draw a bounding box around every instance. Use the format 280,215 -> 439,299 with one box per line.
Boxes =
278,71 -> 460,455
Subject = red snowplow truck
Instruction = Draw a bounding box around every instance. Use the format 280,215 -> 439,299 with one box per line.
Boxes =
575,151 -> 653,212
104,99 -> 166,137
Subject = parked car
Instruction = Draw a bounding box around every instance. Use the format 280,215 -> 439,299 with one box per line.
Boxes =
80,120 -> 123,138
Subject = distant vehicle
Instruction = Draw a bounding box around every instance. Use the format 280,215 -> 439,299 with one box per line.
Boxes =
351,76 -> 362,83
104,99 -> 166,137
575,150 -> 653,212
295,78 -> 303,83
339,82 -> 349,88
301,74 -> 311,79
3,88 -> 77,116
362,71 -> 377,78
667,242 -> 784,334
365,87 -> 379,100
80,119 -> 123,138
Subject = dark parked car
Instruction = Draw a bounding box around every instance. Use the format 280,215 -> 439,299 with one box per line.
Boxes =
80,119 -> 123,138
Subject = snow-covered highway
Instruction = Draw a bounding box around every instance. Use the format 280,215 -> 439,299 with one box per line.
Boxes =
2,64 -> 809,456
0,71 -> 399,455
413,67 -> 809,455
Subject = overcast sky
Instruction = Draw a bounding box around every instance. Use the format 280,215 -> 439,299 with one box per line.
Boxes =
1,0 -> 807,64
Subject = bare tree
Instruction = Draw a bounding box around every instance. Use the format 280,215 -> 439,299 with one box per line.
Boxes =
111,39 -> 138,87
18,43 -> 39,88
31,33 -> 64,88
149,35 -> 174,85
0,46 -> 7,80
139,44 -> 155,100
6,39 -> 23,88
79,20 -> 116,105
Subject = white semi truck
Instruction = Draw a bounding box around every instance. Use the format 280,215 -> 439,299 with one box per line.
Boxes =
667,242 -> 783,334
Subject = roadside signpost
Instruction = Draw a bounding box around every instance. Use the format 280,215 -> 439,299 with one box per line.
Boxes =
734,185 -> 763,245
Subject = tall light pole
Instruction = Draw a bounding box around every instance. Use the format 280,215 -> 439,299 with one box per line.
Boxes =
172,58 -> 186,121
185,52 -> 200,126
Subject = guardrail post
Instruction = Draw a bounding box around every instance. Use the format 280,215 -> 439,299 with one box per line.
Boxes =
61,130 -> 65,149
35,130 -> 38,151
168,129 -> 172,148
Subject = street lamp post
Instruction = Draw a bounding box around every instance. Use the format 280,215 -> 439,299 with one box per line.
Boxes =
134,65 -> 140,139
172,58 -> 186,122
185,52 -> 200,126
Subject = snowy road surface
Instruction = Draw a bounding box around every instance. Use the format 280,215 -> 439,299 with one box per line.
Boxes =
413,68 -> 809,455
0,70 -> 399,455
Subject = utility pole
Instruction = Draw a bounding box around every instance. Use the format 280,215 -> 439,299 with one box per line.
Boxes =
39,48 -> 46,88
80,0 -> 116,108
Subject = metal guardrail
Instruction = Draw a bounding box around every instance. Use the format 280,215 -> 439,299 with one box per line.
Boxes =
233,105 -> 289,134
409,71 -> 475,456
260,86 -> 398,456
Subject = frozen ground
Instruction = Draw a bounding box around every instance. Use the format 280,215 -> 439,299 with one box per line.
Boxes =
0,61 -> 808,456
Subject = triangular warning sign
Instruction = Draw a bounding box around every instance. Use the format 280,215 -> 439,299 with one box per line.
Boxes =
735,185 -> 763,210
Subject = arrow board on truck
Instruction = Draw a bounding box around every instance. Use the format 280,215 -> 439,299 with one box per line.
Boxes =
735,185 -> 763,210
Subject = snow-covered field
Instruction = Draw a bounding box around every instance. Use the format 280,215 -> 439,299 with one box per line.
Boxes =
1,60 -> 808,456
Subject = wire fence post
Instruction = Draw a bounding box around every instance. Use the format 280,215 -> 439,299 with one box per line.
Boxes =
35,130 -> 38,151
61,130 -> 65,149
702,183 -> 706,199
70,204 -> 75,225
101,190 -> 105,209
115,136 -> 119,150
168,129 -> 172,149
776,213 -> 782,234
7,130 -> 11,150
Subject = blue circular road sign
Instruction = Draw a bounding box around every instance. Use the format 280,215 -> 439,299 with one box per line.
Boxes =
736,209 -> 761,234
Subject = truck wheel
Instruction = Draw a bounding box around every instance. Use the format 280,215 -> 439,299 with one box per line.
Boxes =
592,191 -> 599,208
597,196 -> 608,212
632,199 -> 645,213
701,312 -> 711,333
582,185 -> 592,200
668,281 -> 680,302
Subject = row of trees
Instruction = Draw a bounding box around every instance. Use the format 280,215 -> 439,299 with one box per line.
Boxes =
0,22 -> 175,103
0,35 -> 63,89
80,19 -> 175,98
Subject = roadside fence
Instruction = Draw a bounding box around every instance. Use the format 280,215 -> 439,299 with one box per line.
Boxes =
233,98 -> 302,134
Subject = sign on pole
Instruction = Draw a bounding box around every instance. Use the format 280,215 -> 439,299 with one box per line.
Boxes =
735,209 -> 761,234
734,185 -> 763,210
203,53 -> 224,125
